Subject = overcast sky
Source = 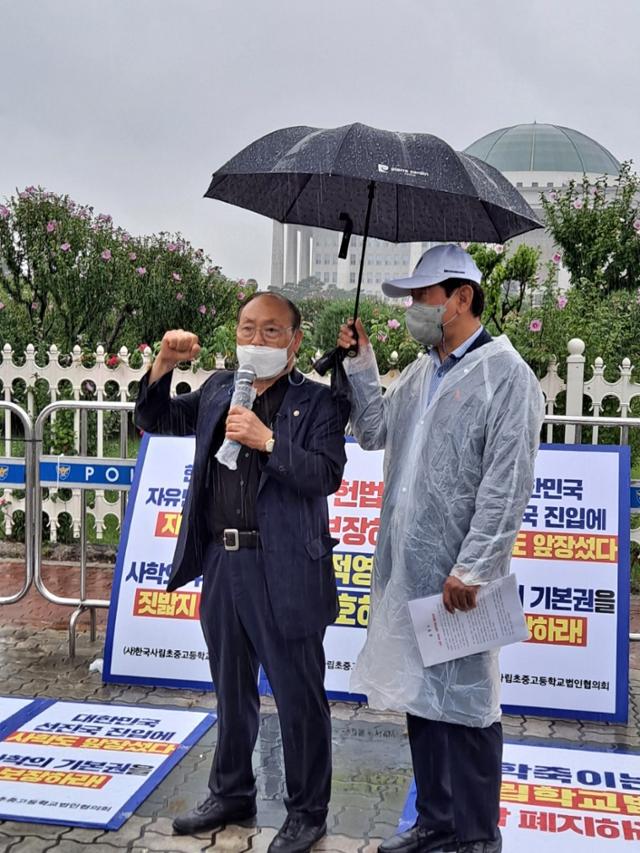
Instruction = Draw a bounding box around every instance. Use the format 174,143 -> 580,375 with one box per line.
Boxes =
1,0 -> 638,283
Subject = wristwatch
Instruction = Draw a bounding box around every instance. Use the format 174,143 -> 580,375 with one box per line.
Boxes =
264,436 -> 275,453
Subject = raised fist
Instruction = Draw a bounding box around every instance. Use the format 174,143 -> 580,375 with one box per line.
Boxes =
148,329 -> 202,383
158,329 -> 201,366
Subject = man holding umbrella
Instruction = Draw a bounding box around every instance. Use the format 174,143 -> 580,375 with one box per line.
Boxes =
337,244 -> 545,853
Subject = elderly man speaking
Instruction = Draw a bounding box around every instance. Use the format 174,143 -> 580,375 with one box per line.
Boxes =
137,293 -> 348,853
337,244 -> 544,853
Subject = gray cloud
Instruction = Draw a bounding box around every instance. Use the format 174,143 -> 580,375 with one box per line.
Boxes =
1,0 -> 638,282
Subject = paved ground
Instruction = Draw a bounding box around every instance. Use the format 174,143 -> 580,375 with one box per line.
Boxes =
0,563 -> 638,852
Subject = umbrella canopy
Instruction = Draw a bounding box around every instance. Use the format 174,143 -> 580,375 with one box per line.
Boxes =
205,122 -> 542,244
204,122 -> 543,386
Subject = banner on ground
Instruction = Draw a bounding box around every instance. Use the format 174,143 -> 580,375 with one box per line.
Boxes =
0,698 -> 46,739
400,742 -> 640,849
0,699 -> 215,829
104,436 -> 630,721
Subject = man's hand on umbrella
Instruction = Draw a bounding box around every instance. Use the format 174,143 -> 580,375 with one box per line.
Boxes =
337,318 -> 369,351
150,329 -> 201,382
442,576 -> 480,613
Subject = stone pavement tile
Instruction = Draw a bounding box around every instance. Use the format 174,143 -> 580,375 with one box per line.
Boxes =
0,822 -> 67,840
329,793 -> 378,812
0,834 -> 15,853
106,688 -> 153,703
201,825 -> 256,851
372,809 -> 402,828
361,839 -> 385,853
3,839 -> 59,853
602,731 -> 640,746
379,789 -> 411,813
134,797 -> 171,819
369,823 -> 396,842
137,695 -> 197,708
142,818 -> 215,839
520,718 -> 554,738
328,705 -> 358,722
56,828 -> 104,843
133,828 -> 212,852
235,826 -> 277,853
130,844 -> 200,853
333,807 -> 375,839
259,697 -> 278,714
350,709 -> 403,726
313,834 -> 363,853
48,842 -> 122,853
580,733 -> 620,747
99,816 -> 151,846
549,722 -> 583,739
253,802 -> 286,830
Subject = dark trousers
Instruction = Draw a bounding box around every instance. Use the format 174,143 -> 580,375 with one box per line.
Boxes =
407,714 -> 502,844
198,542 -> 331,825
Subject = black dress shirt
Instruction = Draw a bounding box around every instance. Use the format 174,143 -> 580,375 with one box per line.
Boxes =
209,373 -> 289,535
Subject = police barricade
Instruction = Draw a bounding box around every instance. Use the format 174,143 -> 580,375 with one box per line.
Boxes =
0,402 -> 35,605
103,413 -> 639,723
33,401 -> 136,657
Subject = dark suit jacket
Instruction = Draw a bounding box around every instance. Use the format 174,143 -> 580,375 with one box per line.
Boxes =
135,368 -> 348,638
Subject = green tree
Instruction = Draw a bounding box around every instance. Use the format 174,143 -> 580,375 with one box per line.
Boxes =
541,162 -> 640,294
504,274 -> 640,379
313,297 -> 421,373
467,242 -> 540,334
0,186 -> 247,354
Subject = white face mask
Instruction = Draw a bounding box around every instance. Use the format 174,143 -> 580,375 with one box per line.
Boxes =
236,343 -> 290,379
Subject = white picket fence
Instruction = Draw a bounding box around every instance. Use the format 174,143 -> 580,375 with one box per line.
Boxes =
0,339 -> 639,544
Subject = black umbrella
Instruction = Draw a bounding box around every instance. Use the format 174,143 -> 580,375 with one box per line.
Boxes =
204,122 -> 542,377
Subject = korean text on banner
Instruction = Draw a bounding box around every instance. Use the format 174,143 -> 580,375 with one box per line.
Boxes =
103,435 -> 212,689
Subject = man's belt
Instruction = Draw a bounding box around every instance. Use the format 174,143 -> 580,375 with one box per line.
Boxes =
217,529 -> 260,551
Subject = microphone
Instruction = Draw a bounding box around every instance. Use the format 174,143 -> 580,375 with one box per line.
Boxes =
215,365 -> 257,470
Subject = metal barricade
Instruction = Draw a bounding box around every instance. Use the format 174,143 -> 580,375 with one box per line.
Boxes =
34,400 -> 136,656
19,405 -> 639,652
0,402 -> 34,604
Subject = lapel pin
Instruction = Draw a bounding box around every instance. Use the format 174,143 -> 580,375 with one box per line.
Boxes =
293,410 -> 300,417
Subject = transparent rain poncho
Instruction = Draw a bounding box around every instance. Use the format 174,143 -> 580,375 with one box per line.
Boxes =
346,335 -> 545,727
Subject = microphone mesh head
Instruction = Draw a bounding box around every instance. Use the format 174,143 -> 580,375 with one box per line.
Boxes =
237,364 -> 256,382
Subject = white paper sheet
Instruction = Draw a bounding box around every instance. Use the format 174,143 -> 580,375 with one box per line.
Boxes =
408,574 -> 529,667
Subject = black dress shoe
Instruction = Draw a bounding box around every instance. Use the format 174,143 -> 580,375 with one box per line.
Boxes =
267,815 -> 327,853
457,835 -> 502,853
172,793 -> 256,835
378,825 -> 458,853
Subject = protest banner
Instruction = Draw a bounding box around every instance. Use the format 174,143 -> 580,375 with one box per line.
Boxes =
501,445 -> 630,722
0,700 -> 215,829
105,436 -> 630,721
0,698 -> 46,738
104,435 -> 212,689
400,742 -> 640,849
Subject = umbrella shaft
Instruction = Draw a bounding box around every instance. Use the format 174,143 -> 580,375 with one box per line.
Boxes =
353,180 -> 376,323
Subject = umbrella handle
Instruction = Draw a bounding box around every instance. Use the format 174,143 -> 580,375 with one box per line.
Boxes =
313,346 -> 345,376
346,322 -> 359,358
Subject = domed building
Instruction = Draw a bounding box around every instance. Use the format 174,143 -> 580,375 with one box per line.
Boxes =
464,123 -> 621,287
269,122 -> 623,293
465,122 -> 620,183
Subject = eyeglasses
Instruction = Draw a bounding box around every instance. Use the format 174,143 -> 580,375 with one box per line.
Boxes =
237,323 -> 294,343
